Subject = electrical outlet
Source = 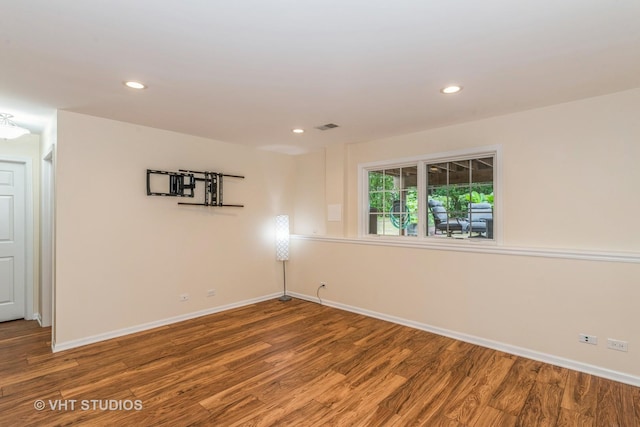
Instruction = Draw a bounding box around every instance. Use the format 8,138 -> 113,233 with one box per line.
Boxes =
207,289 -> 216,297
607,339 -> 628,352
578,334 -> 597,345
179,293 -> 189,302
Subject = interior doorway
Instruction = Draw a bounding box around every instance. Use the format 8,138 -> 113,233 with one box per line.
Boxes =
0,156 -> 34,322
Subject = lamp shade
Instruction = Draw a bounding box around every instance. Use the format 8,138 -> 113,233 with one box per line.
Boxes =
275,215 -> 290,261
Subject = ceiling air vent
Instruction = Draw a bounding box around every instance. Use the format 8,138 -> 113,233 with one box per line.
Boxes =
315,123 -> 339,131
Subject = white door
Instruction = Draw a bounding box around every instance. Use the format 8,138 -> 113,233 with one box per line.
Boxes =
0,160 -> 26,322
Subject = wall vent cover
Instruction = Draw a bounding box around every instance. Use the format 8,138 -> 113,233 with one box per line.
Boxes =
315,123 -> 339,131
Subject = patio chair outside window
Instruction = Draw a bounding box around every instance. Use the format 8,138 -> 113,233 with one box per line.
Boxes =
428,199 -> 469,236
468,202 -> 493,238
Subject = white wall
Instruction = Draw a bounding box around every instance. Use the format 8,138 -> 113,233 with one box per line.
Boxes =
54,111 -> 295,345
293,150 -> 326,236
290,89 -> 640,382
344,89 -> 640,249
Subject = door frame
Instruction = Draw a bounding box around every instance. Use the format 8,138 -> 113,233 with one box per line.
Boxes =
0,155 -> 34,321
41,148 -> 54,327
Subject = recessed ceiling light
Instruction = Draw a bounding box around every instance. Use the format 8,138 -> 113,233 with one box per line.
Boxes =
441,85 -> 462,94
124,81 -> 146,89
292,128 -> 304,134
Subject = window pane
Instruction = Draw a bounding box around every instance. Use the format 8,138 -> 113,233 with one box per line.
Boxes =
385,168 -> 401,190
401,166 -> 417,190
427,162 -> 448,187
368,212 -> 381,234
380,214 -> 400,236
400,167 -> 418,237
369,171 -> 385,191
425,155 -> 495,240
390,191 -> 410,233
427,162 -> 452,236
444,160 -> 465,186
468,157 -> 494,238
368,169 -> 389,215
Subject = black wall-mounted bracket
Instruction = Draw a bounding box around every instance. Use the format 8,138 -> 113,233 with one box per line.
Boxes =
146,169 -> 244,207
146,169 -> 196,197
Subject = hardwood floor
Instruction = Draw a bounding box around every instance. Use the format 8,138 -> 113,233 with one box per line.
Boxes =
1,298 -> 638,426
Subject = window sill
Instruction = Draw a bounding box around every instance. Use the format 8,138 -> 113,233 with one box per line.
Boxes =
361,233 -> 499,247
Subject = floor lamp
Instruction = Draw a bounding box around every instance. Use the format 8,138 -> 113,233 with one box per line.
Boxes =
275,215 -> 291,301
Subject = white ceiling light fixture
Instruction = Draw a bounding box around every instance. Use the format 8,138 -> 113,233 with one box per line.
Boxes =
292,128 -> 304,134
441,85 -> 463,94
0,113 -> 30,140
124,81 -> 146,89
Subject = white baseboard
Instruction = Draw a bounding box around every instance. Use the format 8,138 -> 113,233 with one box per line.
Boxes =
289,291 -> 640,387
33,312 -> 42,326
52,293 -> 281,353
50,290 -> 640,387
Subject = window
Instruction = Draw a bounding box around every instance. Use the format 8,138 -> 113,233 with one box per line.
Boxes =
363,147 -> 498,241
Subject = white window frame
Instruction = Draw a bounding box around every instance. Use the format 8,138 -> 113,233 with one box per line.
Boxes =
358,145 -> 502,245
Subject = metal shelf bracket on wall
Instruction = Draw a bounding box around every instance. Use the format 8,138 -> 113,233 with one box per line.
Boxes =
146,169 -> 244,207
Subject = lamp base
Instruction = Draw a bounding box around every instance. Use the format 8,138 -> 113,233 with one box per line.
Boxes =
279,294 -> 292,302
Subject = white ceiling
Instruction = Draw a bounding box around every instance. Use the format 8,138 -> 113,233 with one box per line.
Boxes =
1,1 -> 639,154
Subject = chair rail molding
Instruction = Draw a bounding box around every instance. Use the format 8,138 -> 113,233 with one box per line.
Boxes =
292,235 -> 640,264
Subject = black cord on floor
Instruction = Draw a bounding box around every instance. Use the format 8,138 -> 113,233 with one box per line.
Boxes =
316,284 -> 325,305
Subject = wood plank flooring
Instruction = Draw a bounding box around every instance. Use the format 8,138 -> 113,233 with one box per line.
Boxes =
0,298 -> 638,426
